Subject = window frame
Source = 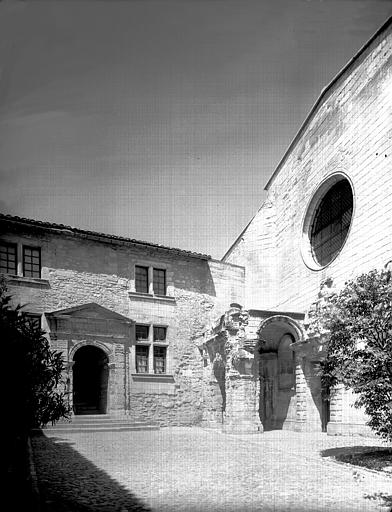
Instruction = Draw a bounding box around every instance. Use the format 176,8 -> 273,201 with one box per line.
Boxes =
135,265 -> 149,294
0,241 -> 17,275
153,345 -> 167,374
133,323 -> 169,375
301,173 -> 355,271
23,245 -> 42,278
309,180 -> 353,267
133,264 -> 168,297
135,344 -> 150,374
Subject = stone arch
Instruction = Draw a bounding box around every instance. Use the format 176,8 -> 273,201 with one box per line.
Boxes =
256,315 -> 303,431
256,315 -> 304,348
70,341 -> 114,415
69,340 -> 114,363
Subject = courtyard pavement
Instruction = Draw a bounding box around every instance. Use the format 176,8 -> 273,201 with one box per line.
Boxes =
31,427 -> 391,512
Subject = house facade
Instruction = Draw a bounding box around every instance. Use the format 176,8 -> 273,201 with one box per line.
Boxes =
1,18 -> 391,435
0,214 -> 244,425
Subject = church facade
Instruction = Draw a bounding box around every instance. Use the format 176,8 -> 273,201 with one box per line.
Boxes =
1,18 -> 391,435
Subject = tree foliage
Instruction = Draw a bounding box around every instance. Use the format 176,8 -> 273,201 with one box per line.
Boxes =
1,278 -> 70,432
320,268 -> 392,442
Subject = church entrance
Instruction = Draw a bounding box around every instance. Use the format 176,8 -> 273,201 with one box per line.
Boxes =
257,318 -> 300,431
73,345 -> 109,415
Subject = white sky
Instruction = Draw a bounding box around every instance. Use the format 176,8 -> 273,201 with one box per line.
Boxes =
0,0 -> 391,258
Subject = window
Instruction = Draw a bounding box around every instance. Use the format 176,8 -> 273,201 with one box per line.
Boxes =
0,242 -> 42,278
23,246 -> 41,278
302,175 -> 354,270
153,268 -> 166,295
0,242 -> 17,275
134,324 -> 168,374
134,265 -> 167,296
154,326 -> 167,342
135,265 -> 149,293
154,346 -> 166,374
310,179 -> 353,266
136,324 -> 149,341
135,345 -> 149,373
24,313 -> 41,330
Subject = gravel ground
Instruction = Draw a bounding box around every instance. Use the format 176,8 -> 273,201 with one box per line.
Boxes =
31,427 -> 392,512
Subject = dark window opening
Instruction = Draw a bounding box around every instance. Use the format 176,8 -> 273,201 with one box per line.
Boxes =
153,268 -> 166,295
153,326 -> 167,342
136,324 -> 149,341
0,242 -> 17,275
23,246 -> 41,278
135,265 -> 149,293
24,313 -> 41,330
310,179 -> 353,266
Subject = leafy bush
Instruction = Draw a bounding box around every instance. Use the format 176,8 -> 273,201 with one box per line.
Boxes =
320,268 -> 392,442
1,278 -> 70,432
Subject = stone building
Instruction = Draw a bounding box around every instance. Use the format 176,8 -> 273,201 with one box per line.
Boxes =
0,214 -> 244,425
200,17 -> 391,436
1,18 -> 391,435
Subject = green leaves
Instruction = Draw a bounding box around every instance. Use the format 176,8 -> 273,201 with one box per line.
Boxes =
318,269 -> 392,442
1,276 -> 70,431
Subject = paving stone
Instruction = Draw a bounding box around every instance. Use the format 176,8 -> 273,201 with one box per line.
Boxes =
32,428 -> 391,512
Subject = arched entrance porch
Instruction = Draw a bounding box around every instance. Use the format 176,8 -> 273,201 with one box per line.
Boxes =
72,345 -> 109,415
256,315 -> 303,431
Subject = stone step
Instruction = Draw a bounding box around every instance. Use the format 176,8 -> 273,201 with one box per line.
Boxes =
41,424 -> 160,433
46,420 -> 157,430
40,414 -> 160,433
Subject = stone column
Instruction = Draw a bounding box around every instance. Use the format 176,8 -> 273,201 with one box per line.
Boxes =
222,307 -> 261,434
223,373 -> 261,433
293,354 -> 308,430
66,361 -> 75,416
327,384 -> 344,435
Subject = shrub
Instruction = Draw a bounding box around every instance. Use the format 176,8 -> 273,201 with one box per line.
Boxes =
320,268 -> 392,442
1,277 -> 70,433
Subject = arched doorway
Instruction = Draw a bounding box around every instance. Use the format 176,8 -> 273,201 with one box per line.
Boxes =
257,316 -> 301,431
73,345 -> 109,415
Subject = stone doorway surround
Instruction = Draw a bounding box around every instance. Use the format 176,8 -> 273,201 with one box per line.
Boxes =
256,315 -> 305,432
45,303 -> 134,416
71,343 -> 110,415
198,306 -> 310,434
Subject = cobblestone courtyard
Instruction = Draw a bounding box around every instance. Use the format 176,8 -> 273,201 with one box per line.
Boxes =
32,427 -> 391,512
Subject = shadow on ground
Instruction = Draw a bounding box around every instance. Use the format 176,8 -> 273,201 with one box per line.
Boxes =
321,446 -> 392,511
31,432 -> 150,512
321,446 -> 390,459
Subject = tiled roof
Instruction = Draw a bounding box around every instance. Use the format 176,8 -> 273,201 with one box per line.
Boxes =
0,213 -> 211,260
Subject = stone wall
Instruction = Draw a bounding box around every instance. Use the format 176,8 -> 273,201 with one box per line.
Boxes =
224,24 -> 392,313
1,221 -> 244,426
223,23 -> 392,434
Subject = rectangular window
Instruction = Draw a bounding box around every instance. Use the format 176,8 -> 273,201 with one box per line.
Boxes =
0,242 -> 17,275
153,326 -> 167,342
135,345 -> 149,373
24,313 -> 41,330
153,268 -> 166,295
135,265 -> 149,293
23,246 -> 41,278
154,346 -> 166,374
135,324 -> 149,341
